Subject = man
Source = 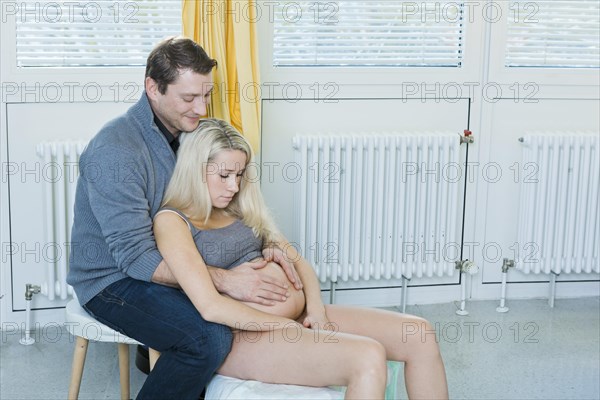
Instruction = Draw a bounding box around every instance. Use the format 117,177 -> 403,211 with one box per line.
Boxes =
67,37 -> 300,399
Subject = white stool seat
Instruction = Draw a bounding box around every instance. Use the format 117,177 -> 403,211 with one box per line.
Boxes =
206,374 -> 344,399
206,361 -> 402,399
65,299 -> 140,344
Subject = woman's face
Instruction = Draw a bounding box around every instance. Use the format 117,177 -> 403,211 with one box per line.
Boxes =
206,149 -> 247,209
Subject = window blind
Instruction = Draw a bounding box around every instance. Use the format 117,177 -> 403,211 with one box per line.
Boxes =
15,0 -> 181,67
273,1 -> 465,67
506,0 -> 600,68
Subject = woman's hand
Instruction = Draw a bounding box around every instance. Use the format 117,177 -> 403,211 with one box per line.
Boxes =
263,245 -> 303,290
302,310 -> 336,331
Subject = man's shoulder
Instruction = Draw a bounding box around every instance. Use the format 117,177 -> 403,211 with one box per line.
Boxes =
84,96 -> 152,158
84,119 -> 144,159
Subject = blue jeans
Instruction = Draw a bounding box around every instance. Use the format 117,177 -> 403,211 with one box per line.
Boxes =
84,277 -> 233,400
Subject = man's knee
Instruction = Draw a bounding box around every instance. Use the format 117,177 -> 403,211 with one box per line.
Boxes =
181,323 -> 233,368
204,323 -> 233,366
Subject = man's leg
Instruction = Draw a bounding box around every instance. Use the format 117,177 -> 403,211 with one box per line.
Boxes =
84,278 -> 232,400
135,345 -> 150,375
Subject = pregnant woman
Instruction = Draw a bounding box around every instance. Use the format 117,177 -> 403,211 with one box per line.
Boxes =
153,119 -> 448,399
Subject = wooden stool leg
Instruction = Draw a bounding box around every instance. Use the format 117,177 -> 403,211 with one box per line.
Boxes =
149,348 -> 161,372
117,343 -> 130,400
68,336 -> 89,400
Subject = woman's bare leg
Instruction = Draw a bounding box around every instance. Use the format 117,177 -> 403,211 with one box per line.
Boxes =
218,325 -> 387,399
325,305 -> 448,400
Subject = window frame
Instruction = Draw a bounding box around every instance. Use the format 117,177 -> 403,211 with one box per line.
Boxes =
1,4 -> 163,88
487,1 -> 599,86
258,2 -> 485,86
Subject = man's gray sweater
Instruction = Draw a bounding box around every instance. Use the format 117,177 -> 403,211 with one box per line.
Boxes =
68,93 -> 176,305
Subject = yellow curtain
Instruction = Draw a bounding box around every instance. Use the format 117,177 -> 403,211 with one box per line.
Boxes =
182,0 -> 262,153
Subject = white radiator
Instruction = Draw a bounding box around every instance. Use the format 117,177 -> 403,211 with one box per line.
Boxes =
292,134 -> 462,283
36,141 -> 87,300
516,134 -> 599,275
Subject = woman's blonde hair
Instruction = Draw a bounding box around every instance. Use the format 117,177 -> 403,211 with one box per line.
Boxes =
162,118 -> 280,244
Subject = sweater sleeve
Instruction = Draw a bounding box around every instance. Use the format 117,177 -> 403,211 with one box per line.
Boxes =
80,143 -> 162,281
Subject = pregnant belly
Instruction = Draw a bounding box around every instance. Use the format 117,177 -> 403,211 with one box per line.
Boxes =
242,262 -> 306,320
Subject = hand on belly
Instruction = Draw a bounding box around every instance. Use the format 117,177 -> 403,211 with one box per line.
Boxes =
242,262 -> 306,320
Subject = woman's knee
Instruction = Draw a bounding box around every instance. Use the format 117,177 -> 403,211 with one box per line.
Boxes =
400,316 -> 442,359
400,315 -> 435,341
349,338 -> 387,379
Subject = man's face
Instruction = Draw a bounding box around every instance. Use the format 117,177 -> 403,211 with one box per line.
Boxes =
146,69 -> 213,135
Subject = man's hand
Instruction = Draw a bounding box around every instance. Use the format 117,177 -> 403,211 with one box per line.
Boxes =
263,246 -> 303,290
210,260 -> 291,306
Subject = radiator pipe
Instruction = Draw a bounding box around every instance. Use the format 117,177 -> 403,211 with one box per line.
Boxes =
455,260 -> 477,316
329,281 -> 336,304
496,271 -> 510,313
20,284 -> 41,345
456,271 -> 469,316
400,276 -> 410,314
496,259 -> 514,313
549,272 -> 559,308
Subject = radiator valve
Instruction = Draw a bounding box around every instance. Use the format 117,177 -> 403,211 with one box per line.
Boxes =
501,258 -> 515,273
460,129 -> 474,144
24,284 -> 41,301
455,259 -> 478,275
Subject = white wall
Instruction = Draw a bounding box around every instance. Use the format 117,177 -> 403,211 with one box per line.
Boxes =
0,3 -> 147,326
256,5 -> 600,307
257,94 -> 600,308
1,101 -> 135,327
1,4 -> 599,329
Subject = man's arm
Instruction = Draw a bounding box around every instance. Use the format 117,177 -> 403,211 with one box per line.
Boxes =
84,145 -> 162,281
151,260 -> 179,287
209,260 -> 292,305
152,256 -> 298,305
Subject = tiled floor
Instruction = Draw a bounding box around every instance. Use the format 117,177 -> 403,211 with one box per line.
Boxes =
1,297 -> 599,399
